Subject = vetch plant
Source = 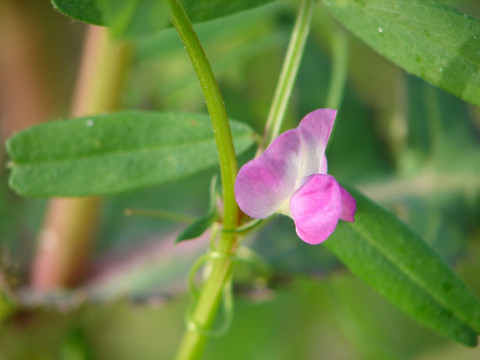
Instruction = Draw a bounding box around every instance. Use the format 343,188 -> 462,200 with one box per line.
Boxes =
2,0 -> 480,359
235,109 -> 356,244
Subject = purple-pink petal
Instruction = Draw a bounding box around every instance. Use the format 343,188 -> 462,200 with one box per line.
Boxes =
297,109 -> 336,179
320,154 -> 328,174
289,174 -> 355,245
235,129 -> 302,219
339,186 -> 356,222
235,108 -> 355,244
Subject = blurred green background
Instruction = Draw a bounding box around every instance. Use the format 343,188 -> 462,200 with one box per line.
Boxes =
1,0 -> 480,359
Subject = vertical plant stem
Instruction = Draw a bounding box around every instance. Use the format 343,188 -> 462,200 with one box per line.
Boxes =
31,26 -> 132,289
166,1 -> 240,359
260,0 -> 316,152
325,28 -> 349,110
166,0 -> 238,227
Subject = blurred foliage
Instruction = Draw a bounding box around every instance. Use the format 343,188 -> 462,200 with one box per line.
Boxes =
1,0 -> 480,358
0,275 -> 479,359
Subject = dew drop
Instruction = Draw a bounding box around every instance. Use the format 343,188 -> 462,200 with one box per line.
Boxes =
86,119 -> 94,127
439,67 -> 444,73
377,27 -> 384,33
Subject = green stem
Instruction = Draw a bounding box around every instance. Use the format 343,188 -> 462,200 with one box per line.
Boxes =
166,0 -> 238,232
166,1 -> 240,359
259,0 -> 316,152
325,28 -> 348,110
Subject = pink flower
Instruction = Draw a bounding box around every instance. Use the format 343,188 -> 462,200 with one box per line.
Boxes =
235,109 -> 356,244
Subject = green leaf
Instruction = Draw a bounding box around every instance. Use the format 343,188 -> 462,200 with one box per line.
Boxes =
6,111 -> 256,197
325,187 -> 480,346
51,0 -> 103,25
176,176 -> 218,243
176,211 -> 218,243
323,0 -> 480,106
95,0 -> 170,37
180,0 -> 274,24
51,0 -> 276,37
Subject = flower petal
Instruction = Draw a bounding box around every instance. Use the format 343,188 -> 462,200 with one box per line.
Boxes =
297,109 -> 336,179
339,185 -> 356,222
235,129 -> 302,218
320,154 -> 328,174
289,174 -> 354,244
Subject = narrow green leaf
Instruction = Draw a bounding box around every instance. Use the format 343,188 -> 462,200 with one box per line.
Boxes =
176,211 -> 217,243
51,0 -> 275,36
6,112 -> 256,197
176,176 -> 218,243
323,0 -> 480,106
325,187 -> 480,346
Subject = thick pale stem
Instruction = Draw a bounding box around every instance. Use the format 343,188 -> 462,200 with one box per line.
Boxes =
30,26 -> 132,289
0,0 -> 53,143
71,26 -> 133,116
166,1 -> 240,359
260,0 -> 316,152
